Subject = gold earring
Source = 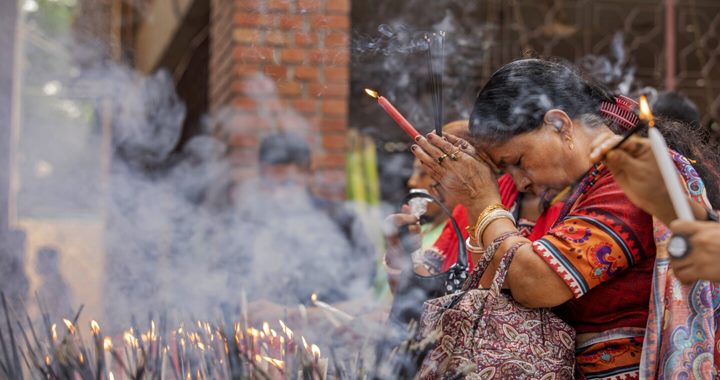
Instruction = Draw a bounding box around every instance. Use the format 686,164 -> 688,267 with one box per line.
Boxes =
565,136 -> 574,150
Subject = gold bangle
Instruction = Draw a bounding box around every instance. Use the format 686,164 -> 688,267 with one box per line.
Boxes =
469,203 -> 505,238
476,210 -> 516,244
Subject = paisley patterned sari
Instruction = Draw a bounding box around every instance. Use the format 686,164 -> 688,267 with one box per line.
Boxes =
533,152 -> 719,379
639,151 -> 720,379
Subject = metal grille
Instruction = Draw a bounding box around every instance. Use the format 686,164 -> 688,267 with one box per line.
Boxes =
480,0 -> 720,136
351,0 -> 720,143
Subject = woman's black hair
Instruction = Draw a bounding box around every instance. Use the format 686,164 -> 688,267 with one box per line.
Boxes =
644,117 -> 720,209
469,58 -> 720,209
469,58 -> 615,143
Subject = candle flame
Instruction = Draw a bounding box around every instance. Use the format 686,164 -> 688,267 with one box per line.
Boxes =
45,355 -> 51,366
286,327 -> 293,340
301,336 -> 309,350
311,344 -> 321,359
262,356 -> 285,369
263,322 -> 270,336
271,329 -> 277,338
311,293 -> 318,303
124,330 -> 138,347
90,320 -> 100,335
638,95 -> 655,127
364,88 -> 379,99
79,353 -> 84,364
109,372 -> 115,380
51,323 -> 57,341
104,337 -> 113,351
63,319 -> 75,334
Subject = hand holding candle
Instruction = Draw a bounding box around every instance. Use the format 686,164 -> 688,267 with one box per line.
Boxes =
588,97 -> 695,224
365,89 -> 421,140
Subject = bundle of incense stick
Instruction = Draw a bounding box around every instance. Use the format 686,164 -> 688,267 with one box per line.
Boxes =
426,32 -> 445,136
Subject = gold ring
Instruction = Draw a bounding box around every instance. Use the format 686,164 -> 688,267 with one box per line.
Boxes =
437,154 -> 448,164
449,150 -> 462,160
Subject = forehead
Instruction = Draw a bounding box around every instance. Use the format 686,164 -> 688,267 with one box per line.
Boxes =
481,130 -> 542,164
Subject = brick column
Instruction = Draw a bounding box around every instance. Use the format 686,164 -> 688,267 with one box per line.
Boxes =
209,0 -> 350,200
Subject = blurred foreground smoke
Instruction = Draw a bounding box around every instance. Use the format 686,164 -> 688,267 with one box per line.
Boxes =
0,0 -> 29,313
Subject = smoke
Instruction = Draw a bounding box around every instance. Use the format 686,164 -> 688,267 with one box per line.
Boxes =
351,0 -> 493,131
92,69 -> 380,333
7,3 -> 386,352
577,32 -> 658,101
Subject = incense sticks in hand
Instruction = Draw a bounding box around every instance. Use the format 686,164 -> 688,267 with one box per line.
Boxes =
426,32 -> 445,136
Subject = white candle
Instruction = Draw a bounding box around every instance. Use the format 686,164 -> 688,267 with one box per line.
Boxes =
647,127 -> 695,220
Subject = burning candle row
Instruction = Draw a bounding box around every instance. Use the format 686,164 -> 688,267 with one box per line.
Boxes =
6,314 -> 329,380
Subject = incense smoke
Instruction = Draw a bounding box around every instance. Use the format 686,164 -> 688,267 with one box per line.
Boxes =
11,2 -> 384,347
352,0 -> 493,130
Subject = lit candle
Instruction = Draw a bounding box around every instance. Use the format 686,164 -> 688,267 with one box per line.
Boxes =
365,89 -> 421,140
639,96 -> 694,221
103,337 -> 113,377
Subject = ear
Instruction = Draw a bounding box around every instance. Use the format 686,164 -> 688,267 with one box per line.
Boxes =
544,109 -> 573,140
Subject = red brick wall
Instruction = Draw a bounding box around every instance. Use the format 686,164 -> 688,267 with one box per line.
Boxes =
209,0 -> 351,200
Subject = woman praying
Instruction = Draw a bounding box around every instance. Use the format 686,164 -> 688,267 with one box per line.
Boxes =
412,59 -> 719,378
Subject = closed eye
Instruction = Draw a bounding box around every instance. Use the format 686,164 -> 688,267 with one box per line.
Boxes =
514,156 -> 523,168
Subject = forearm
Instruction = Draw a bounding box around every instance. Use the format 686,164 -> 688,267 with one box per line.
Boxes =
481,218 -> 573,308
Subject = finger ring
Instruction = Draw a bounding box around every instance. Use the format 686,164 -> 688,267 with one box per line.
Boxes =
437,154 -> 448,164
449,150 -> 462,160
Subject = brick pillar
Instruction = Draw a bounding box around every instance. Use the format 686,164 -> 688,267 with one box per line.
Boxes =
209,0 -> 350,200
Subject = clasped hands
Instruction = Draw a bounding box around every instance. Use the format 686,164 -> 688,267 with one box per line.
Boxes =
410,132 -> 502,212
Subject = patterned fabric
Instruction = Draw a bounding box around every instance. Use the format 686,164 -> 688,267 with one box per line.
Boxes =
435,174 -> 564,273
419,242 -> 576,379
639,150 -> 720,379
533,164 -> 656,379
575,331 -> 644,380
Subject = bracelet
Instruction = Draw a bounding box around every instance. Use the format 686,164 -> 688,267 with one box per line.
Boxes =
486,231 -> 523,259
383,254 -> 403,276
475,209 -> 516,244
467,203 -> 505,238
465,237 -> 485,254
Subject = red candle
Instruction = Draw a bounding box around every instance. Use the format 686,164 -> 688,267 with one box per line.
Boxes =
365,89 -> 421,140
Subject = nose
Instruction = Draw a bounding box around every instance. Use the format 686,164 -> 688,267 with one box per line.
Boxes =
507,167 -> 532,193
